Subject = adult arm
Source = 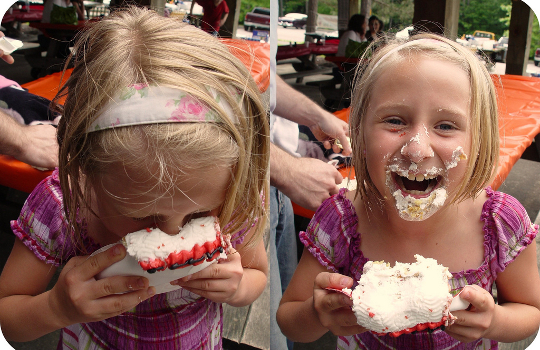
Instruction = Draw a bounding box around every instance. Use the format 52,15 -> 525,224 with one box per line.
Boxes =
0,110 -> 59,168
189,0 -> 196,16
274,75 -> 351,155
219,11 -> 229,27
270,143 -> 342,211
70,0 -> 86,20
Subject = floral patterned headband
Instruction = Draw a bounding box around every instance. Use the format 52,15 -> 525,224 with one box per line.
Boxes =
87,84 -> 242,133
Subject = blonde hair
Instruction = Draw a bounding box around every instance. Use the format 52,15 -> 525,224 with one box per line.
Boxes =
349,33 -> 499,205
54,6 -> 269,252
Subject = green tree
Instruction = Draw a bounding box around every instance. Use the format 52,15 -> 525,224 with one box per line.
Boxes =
458,0 -> 510,38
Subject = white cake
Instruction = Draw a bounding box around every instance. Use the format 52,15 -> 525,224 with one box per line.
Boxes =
93,216 -> 229,294
345,255 -> 455,336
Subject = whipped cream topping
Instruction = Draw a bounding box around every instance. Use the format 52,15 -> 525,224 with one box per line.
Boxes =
122,216 -> 219,262
338,177 -> 358,191
445,146 -> 468,170
348,255 -> 453,334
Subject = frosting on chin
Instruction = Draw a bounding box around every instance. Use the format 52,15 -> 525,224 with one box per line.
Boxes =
348,255 -> 453,334
123,216 -> 220,263
392,187 -> 447,221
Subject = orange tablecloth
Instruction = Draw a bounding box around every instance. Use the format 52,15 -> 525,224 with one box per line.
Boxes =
293,74 -> 540,218
0,38 -> 269,193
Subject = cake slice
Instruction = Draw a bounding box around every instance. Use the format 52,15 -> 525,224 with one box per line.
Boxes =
122,216 -> 228,273
344,255 -> 456,337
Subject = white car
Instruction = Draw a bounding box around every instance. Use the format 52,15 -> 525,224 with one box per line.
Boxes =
278,13 -> 308,29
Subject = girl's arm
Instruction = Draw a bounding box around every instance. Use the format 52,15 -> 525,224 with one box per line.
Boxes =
277,247 -> 366,343
0,240 -> 155,342
173,229 -> 268,307
446,241 -> 540,343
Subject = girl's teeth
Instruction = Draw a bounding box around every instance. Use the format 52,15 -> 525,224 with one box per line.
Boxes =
408,174 -> 415,181
416,174 -> 424,181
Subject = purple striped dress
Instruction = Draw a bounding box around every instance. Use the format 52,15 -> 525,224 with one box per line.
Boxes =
300,187 -> 537,350
11,169 -> 245,350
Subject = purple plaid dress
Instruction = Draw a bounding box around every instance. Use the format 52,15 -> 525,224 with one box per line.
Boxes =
300,188 -> 537,350
11,169 -> 246,350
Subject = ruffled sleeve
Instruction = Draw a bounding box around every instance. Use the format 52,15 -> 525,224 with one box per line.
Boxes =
483,187 -> 538,277
10,169 -> 75,266
299,189 -> 359,276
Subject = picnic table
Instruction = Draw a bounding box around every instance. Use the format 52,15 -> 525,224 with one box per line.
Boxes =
292,74 -> 540,218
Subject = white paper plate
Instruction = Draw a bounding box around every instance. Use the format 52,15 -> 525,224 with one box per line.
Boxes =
0,37 -> 23,54
90,243 -> 225,294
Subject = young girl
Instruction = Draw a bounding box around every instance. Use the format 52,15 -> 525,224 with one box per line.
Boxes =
0,6 -> 269,349
277,33 -> 540,349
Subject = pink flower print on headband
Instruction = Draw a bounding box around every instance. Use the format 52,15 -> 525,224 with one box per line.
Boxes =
167,95 -> 216,122
87,85 -> 240,133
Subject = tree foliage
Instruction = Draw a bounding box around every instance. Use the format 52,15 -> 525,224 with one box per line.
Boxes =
458,0 -> 510,38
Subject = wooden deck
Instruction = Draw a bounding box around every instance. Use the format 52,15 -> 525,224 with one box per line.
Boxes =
222,228 -> 270,350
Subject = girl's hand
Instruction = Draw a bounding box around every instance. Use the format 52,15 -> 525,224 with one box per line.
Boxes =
171,248 -> 244,303
445,285 -> 496,343
313,272 -> 367,336
48,244 -> 156,327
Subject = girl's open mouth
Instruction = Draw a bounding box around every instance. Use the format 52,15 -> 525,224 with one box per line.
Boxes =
393,172 -> 441,196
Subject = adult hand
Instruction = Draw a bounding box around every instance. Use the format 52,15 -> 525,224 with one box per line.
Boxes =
16,124 -> 59,169
48,244 -> 155,327
171,248 -> 244,304
445,285 -> 496,343
313,272 -> 366,336
307,114 -> 351,156
279,156 -> 343,211
0,32 -> 14,64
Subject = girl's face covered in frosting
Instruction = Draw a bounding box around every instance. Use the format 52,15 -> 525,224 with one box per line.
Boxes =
363,56 -> 471,221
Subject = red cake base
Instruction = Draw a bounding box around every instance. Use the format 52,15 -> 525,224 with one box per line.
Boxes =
139,235 -> 225,273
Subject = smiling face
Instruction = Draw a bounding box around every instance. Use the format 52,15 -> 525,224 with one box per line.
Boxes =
91,162 -> 231,244
363,55 -> 471,221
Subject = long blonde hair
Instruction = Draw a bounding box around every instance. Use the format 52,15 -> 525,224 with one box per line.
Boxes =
350,33 -> 499,206
55,6 -> 269,252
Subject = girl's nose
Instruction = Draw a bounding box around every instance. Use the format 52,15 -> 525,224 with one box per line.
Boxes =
156,216 -> 186,236
400,131 -> 434,163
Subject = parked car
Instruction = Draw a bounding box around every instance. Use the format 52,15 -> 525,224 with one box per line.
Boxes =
535,48 -> 540,66
278,13 -> 307,29
243,7 -> 270,32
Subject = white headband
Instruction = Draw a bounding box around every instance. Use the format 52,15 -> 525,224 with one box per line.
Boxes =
87,84 -> 242,133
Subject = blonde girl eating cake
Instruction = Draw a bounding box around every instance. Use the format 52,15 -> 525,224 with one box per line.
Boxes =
277,33 -> 540,349
0,6 -> 269,349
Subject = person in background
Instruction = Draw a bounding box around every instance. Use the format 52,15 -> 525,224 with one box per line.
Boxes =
366,15 -> 384,42
0,32 -> 58,169
189,0 -> 229,35
336,14 -> 367,57
41,0 -> 85,23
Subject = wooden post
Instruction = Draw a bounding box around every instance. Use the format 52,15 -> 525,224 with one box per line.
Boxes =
219,0 -> 240,38
337,0 -> 349,38
150,0 -> 165,15
506,0 -> 533,75
444,0 -> 460,40
412,0 -> 445,34
359,0 -> 370,17
306,0 -> 318,39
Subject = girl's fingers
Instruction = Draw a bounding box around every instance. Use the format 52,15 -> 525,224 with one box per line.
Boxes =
79,244 -> 126,280
316,291 -> 353,312
91,275 -> 150,299
315,272 -> 354,290
98,287 -> 156,317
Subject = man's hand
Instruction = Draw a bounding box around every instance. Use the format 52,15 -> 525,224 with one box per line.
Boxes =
271,144 -> 342,211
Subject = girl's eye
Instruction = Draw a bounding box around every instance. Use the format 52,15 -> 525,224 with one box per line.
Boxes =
384,118 -> 404,126
436,123 -> 456,131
